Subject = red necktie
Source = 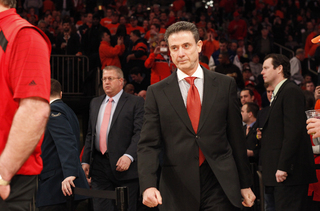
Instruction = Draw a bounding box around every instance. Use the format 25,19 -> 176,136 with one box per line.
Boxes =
185,77 -> 205,166
99,98 -> 113,154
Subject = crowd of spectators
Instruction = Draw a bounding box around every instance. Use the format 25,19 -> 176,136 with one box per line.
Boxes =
12,0 -> 320,210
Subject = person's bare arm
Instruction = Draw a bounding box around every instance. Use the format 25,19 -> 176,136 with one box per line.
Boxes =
0,97 -> 49,199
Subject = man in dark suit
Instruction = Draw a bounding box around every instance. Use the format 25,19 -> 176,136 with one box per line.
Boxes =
138,21 -> 255,211
260,54 -> 317,210
241,102 -> 260,163
36,79 -> 89,210
82,66 -> 144,211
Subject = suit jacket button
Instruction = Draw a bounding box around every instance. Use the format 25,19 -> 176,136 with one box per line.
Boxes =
195,135 -> 200,139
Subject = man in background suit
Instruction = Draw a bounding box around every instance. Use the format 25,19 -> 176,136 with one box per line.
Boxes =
260,54 -> 317,210
138,21 -> 255,211
82,66 -> 144,211
36,79 -> 89,210
241,102 -> 260,162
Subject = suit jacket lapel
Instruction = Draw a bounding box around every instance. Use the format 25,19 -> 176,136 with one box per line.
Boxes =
92,95 -> 106,132
163,71 -> 195,134
198,68 -> 218,133
262,79 -> 290,129
110,92 -> 128,129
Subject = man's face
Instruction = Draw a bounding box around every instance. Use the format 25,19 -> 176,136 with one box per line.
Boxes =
159,41 -> 168,54
261,58 -> 280,85
120,17 -> 126,25
218,54 -> 228,64
266,86 -> 274,102
130,18 -> 137,27
240,90 -> 254,105
39,22 -> 46,32
106,9 -> 112,17
130,74 -> 141,83
241,104 -> 250,123
230,43 -> 238,52
236,48 -> 243,56
87,13 -> 93,23
252,56 -> 259,63
168,31 -> 202,74
111,15 -> 119,24
242,71 -> 252,81
219,42 -> 227,51
102,32 -> 110,42
44,15 -> 52,25
130,32 -> 137,42
306,82 -> 315,92
62,23 -> 70,32
102,70 -> 123,97
152,18 -> 160,25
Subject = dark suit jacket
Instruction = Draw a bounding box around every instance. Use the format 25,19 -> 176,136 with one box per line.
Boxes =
138,67 -> 252,210
243,122 -> 259,163
36,100 -> 89,207
260,80 -> 317,186
82,91 -> 144,181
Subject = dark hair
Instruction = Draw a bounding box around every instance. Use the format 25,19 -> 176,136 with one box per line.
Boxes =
241,88 -> 254,97
100,27 -> 111,40
244,102 -> 259,118
220,51 -> 229,59
51,79 -> 61,96
131,29 -> 141,38
152,23 -> 161,31
130,67 -> 143,76
264,54 -> 290,79
303,90 -> 315,111
219,38 -> 227,44
164,21 -> 199,44
116,24 -> 127,37
0,0 -> 16,8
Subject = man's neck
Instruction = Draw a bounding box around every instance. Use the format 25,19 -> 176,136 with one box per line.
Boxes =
246,119 -> 256,126
0,5 -> 10,13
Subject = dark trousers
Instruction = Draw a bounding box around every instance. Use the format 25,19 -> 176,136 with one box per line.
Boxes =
91,153 -> 139,211
0,175 -> 37,211
199,160 -> 240,211
265,184 -> 308,211
38,197 -> 82,211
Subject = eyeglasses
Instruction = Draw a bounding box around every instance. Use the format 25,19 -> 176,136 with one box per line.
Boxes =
101,77 -> 120,82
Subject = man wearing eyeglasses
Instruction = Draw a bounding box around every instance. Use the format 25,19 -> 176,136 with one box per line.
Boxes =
82,66 -> 144,211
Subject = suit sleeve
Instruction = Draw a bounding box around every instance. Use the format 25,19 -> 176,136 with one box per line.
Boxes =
278,87 -> 306,173
124,97 -> 145,160
226,79 -> 253,188
47,107 -> 80,178
138,86 -> 162,193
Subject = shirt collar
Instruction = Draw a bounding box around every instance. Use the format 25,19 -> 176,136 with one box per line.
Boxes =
105,89 -> 123,104
50,98 -> 60,104
177,65 -> 203,82
273,78 -> 287,98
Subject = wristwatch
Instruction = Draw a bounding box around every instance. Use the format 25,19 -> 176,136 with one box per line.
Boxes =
0,174 -> 10,186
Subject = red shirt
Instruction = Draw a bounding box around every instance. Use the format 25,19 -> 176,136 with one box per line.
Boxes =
99,41 -> 125,69
0,9 -> 51,175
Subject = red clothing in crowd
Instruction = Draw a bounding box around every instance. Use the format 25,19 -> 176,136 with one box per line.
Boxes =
99,41 -> 125,69
145,52 -> 175,85
305,32 -> 317,58
127,25 -> 145,35
228,18 -> 247,40
172,0 -> 185,12
105,23 -> 120,35
202,39 -> 219,61
0,8 -> 51,175
144,28 -> 166,41
100,17 -> 112,26
42,0 -> 55,12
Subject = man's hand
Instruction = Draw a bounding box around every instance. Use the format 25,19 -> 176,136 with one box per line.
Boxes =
0,185 -> 10,200
154,46 -> 161,55
61,176 -> 76,196
116,155 -> 132,172
247,149 -> 254,157
117,37 -> 123,45
314,86 -> 320,100
241,188 -> 256,207
307,118 -> 320,138
126,54 -> 134,63
143,187 -> 162,208
82,164 -> 91,185
275,170 -> 288,183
